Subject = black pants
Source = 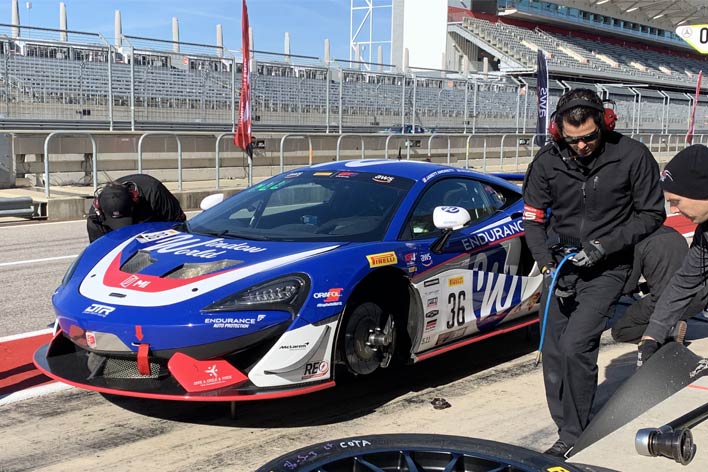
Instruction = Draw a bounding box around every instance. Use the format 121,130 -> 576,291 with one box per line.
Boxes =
542,263 -> 629,445
611,287 -> 708,343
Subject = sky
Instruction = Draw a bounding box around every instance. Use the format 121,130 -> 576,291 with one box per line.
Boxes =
0,0 -> 394,61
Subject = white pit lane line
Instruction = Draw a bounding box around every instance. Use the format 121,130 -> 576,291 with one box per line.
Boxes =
0,254 -> 78,267
0,329 -> 73,406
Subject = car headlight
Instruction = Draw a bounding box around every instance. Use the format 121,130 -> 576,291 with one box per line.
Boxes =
203,274 -> 310,315
61,248 -> 86,287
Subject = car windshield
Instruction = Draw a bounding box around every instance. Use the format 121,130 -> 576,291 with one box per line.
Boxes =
188,170 -> 414,242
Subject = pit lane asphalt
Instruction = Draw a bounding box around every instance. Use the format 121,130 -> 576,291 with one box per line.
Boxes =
2,216 -> 706,471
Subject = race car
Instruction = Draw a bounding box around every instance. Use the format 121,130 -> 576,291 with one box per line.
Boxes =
34,159 -> 543,401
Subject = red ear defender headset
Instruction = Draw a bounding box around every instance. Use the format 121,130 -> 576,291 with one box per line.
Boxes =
548,98 -> 617,142
92,181 -> 140,219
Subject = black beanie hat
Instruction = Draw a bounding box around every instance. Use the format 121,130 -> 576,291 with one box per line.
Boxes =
660,144 -> 708,200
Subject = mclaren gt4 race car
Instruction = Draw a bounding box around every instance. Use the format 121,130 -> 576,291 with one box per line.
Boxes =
35,159 -> 543,401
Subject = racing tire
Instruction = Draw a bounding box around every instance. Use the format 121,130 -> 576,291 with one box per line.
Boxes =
255,433 -> 590,471
342,301 -> 396,376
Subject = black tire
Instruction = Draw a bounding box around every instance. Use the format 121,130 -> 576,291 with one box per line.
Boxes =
256,433 -> 589,472
342,301 -> 396,375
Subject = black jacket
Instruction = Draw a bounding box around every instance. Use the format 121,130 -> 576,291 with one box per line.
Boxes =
644,222 -> 708,342
87,174 -> 185,242
523,131 -> 665,269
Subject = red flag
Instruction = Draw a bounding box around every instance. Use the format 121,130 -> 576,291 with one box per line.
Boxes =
686,70 -> 702,145
234,0 -> 252,153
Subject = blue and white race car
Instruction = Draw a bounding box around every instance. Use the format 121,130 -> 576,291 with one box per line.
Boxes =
35,159 -> 543,401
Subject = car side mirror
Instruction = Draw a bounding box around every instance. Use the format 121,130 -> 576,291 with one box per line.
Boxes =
430,206 -> 471,254
433,206 -> 471,230
200,193 -> 224,211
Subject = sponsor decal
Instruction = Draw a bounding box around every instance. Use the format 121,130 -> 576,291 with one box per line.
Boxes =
141,234 -> 266,259
313,288 -> 344,307
285,172 -> 303,179
423,278 -> 440,287
302,360 -> 329,380
425,319 -> 437,332
120,274 -> 151,289
421,168 -> 455,183
204,316 -> 263,328
421,336 -> 431,344
373,174 -> 394,184
313,171 -> 333,177
335,171 -> 358,178
435,326 -> 467,346
408,266 -> 417,273
85,331 -> 97,349
83,303 -> 115,317
425,309 -> 439,319
441,206 -> 460,213
522,204 -> 545,223
461,220 -> 524,252
279,342 -> 310,351
404,252 -> 416,263
366,251 -> 398,268
136,229 -> 180,243
448,275 -> 465,287
427,297 -> 438,308
420,252 -> 433,267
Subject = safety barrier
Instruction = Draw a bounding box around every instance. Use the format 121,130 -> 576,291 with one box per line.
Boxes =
12,130 -> 707,197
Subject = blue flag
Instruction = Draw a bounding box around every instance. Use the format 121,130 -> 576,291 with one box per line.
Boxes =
534,50 -> 548,147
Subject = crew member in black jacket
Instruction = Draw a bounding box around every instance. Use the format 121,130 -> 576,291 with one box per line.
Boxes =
637,144 -> 708,366
87,173 -> 186,243
522,89 -> 665,458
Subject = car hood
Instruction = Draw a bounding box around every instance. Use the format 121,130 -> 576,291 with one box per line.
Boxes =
76,228 -> 340,308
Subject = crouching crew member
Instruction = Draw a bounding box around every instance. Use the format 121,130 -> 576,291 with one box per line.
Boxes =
87,173 -> 186,243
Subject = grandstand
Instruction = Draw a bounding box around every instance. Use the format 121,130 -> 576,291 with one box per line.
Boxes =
0,0 -> 706,134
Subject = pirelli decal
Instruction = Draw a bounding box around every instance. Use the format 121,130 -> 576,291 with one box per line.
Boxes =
523,204 -> 545,223
366,251 -> 398,268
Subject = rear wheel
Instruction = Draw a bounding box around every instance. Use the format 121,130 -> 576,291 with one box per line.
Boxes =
342,301 -> 396,375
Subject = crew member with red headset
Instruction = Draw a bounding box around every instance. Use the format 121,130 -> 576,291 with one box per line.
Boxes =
87,173 -> 186,243
522,88 -> 665,458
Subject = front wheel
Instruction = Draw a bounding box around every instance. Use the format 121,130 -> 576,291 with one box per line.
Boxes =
256,433 -> 590,472
342,301 -> 396,375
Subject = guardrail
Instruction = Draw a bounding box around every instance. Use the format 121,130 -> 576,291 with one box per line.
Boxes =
9,130 -> 706,197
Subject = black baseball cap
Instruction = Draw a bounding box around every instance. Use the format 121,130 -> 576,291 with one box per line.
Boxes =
661,144 -> 708,200
98,184 -> 134,230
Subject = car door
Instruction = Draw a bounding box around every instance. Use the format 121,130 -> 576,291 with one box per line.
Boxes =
401,177 -> 538,353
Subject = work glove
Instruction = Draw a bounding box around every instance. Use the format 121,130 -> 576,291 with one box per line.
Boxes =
571,240 -> 606,268
541,263 -> 556,291
637,339 -> 660,368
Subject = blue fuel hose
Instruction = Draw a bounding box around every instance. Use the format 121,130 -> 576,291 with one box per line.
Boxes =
535,252 -> 577,366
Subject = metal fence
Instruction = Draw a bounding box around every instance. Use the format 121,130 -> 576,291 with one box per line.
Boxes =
0,24 -> 707,134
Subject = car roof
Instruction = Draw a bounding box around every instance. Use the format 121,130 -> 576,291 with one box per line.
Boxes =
303,159 -> 475,182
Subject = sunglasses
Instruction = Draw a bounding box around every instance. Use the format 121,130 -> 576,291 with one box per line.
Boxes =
563,129 -> 600,145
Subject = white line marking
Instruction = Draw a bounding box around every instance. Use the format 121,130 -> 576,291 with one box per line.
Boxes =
0,382 -> 73,406
0,328 -> 52,343
0,254 -> 77,267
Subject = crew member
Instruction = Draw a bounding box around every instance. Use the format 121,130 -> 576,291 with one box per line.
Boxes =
522,88 -> 665,458
637,144 -> 708,366
611,225 -> 708,347
87,173 -> 186,242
